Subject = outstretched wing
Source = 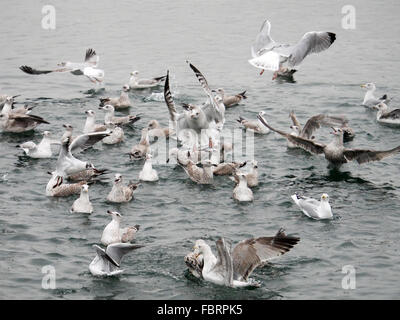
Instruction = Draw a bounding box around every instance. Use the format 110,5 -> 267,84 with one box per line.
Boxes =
301,114 -> 348,139
343,146 -> 400,164
232,228 -> 300,281
257,114 -> 325,154
212,238 -> 233,286
164,71 -> 179,122
251,19 -> 276,58
105,243 -> 144,266
84,48 -> 99,66
20,65 -> 71,75
289,111 -> 302,131
281,31 -> 336,67
69,131 -> 110,152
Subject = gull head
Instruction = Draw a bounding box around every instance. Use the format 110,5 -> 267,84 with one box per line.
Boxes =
85,110 -> 95,117
130,71 -> 139,76
5,96 -> 14,104
182,104 -> 200,119
107,210 -> 122,220
82,184 -> 89,193
330,127 -> 343,136
193,239 -> 209,256
43,131 -> 51,137
99,104 -> 114,113
251,160 -> 258,169
321,193 -> 329,202
147,119 -> 159,130
145,153 -> 153,160
290,125 -> 300,134
122,84 -> 130,91
57,62 -> 67,67
114,173 -> 123,184
360,83 -> 376,91
259,111 -> 266,117
63,123 -> 73,131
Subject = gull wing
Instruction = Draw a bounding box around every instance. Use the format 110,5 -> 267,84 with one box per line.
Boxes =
93,244 -> 120,268
251,20 -> 276,58
380,109 -> 400,120
20,65 -> 72,75
105,243 -> 144,266
343,146 -> 400,164
301,114 -> 348,139
164,71 -> 181,123
84,48 -> 99,66
257,114 -> 325,154
281,31 -> 336,68
232,228 -> 300,281
289,111 -> 302,131
212,238 -> 233,286
69,131 -> 110,153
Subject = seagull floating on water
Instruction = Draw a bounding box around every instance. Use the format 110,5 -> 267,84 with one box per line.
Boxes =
102,122 -> 125,145
99,85 -> 131,110
248,20 -> 336,79
101,210 -> 140,246
129,128 -> 150,160
213,88 -> 247,108
237,111 -> 270,134
360,83 -> 393,108
128,71 -> 166,89
107,173 -> 140,203
139,154 -> 159,182
291,193 -> 332,220
372,102 -> 400,126
233,171 -> 254,202
17,131 -> 59,158
99,105 -> 140,127
70,184 -> 93,214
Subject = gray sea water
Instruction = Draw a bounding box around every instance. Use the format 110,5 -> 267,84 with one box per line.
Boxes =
1,0 -> 400,300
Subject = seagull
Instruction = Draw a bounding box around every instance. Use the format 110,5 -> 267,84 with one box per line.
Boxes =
0,112 -> 49,133
17,131 -> 59,158
70,184 -> 93,214
83,110 -> 107,133
360,83 -> 392,108
129,128 -> 150,160
179,159 -> 214,185
1,96 -> 32,116
212,88 -> 247,108
289,111 -> 355,143
102,122 -> 125,145
99,85 -> 131,110
128,71 -> 166,89
101,210 -> 140,246
139,154 -> 159,182
89,242 -> 144,277
191,228 -> 300,288
212,161 -> 246,176
291,193 -> 332,220
46,174 -> 88,197
233,171 -> 254,202
248,20 -> 336,79
56,133 -> 109,176
107,173 -> 140,203
20,48 -> 104,83
147,119 -> 171,140
99,105 -> 140,126
372,102 -> 400,126
236,111 -> 270,134
258,114 -> 400,168
243,160 -> 259,188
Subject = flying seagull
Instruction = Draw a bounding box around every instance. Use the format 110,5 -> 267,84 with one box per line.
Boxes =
20,48 -> 104,83
258,113 -> 400,168
248,20 -> 336,79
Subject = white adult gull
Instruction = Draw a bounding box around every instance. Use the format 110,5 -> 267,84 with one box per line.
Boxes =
248,20 -> 336,79
258,114 -> 400,168
191,228 -> 300,288
70,184 -> 93,214
128,71 -> 166,89
101,210 -> 140,246
102,122 -> 125,145
99,105 -> 140,127
83,110 -> 107,133
291,193 -> 332,220
89,242 -> 144,277
233,171 -> 254,202
139,153 -> 159,182
360,83 -> 393,108
20,48 -> 104,83
17,131 -> 59,158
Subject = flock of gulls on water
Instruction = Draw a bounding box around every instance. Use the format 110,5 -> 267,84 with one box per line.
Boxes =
1,19 -> 400,288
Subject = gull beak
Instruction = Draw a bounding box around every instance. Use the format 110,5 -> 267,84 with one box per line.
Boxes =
260,69 -> 265,76
360,84 -> 366,88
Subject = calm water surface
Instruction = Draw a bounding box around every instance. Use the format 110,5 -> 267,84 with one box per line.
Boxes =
1,0 -> 400,299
